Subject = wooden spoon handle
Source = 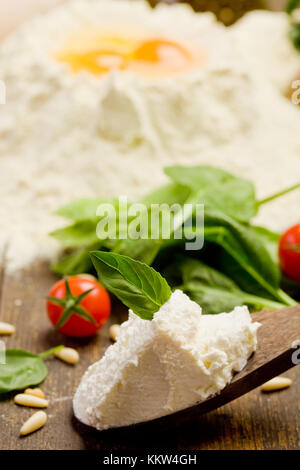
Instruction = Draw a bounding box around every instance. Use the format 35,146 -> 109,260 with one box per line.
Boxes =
120,306 -> 300,431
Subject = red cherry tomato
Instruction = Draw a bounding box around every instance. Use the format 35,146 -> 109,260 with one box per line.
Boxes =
47,276 -> 111,337
279,223 -> 300,283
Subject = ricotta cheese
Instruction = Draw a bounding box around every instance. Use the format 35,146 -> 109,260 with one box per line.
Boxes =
0,0 -> 299,271
73,290 -> 260,430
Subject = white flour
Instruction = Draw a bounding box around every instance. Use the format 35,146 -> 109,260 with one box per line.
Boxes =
0,0 -> 299,271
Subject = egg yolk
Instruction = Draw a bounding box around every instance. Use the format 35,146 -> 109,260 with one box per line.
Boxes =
54,33 -> 201,78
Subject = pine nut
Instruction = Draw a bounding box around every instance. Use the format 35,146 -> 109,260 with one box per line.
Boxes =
54,347 -> 79,365
20,411 -> 47,436
0,321 -> 15,335
24,388 -> 45,399
109,324 -> 121,342
14,394 -> 48,408
261,376 -> 292,392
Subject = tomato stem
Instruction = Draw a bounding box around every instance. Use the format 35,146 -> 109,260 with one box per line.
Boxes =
47,278 -> 98,330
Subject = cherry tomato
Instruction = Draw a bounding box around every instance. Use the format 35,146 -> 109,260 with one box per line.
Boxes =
279,223 -> 300,283
47,275 -> 111,337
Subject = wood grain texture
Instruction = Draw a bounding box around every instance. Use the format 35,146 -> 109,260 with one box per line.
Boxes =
0,263 -> 299,450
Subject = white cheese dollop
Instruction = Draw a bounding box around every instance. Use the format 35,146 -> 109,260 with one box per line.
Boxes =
73,290 -> 260,430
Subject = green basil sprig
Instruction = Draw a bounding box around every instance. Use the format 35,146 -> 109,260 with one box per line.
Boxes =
91,251 -> 171,320
0,346 -> 63,395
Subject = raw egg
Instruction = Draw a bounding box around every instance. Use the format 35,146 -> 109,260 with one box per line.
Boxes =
54,30 -> 203,78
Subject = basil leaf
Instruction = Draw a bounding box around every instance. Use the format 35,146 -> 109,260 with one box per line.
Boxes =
51,220 -> 99,248
165,165 -> 257,222
91,251 -> 172,320
180,258 -> 285,314
56,198 -> 108,220
0,350 -> 47,395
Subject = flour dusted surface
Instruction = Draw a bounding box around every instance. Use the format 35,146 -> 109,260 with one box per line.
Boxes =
0,0 -> 299,271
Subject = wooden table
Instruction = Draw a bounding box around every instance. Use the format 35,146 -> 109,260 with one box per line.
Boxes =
0,263 -> 299,450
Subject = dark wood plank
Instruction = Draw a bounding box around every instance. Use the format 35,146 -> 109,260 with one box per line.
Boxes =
0,263 -> 299,449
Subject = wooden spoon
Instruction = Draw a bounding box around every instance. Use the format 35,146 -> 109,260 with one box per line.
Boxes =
100,305 -> 300,432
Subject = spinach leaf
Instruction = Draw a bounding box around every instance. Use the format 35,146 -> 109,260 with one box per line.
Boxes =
114,239 -> 163,265
56,198 -> 109,220
251,226 -> 280,265
51,220 -> 99,248
204,179 -> 257,222
165,165 -> 257,222
51,244 -> 100,276
180,258 -> 285,314
140,182 -> 191,206
204,210 -> 280,286
0,346 -> 62,395
111,188 -> 196,265
51,186 -> 191,271
91,251 -> 172,320
185,211 -> 296,306
165,165 -> 234,190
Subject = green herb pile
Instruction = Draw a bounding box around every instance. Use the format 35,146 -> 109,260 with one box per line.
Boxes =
51,165 -> 300,314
